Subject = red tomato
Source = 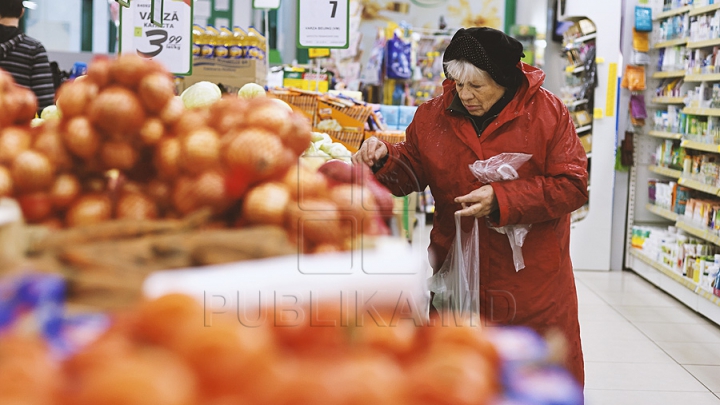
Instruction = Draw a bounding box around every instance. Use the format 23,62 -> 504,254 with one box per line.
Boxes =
17,192 -> 53,222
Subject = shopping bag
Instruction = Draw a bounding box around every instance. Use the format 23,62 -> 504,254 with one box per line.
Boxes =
469,153 -> 533,271
428,213 -> 480,316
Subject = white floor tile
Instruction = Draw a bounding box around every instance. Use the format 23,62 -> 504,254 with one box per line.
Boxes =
584,390 -> 720,405
633,322 -> 720,343
579,320 -> 651,342
582,339 -> 675,364
578,304 -> 627,322
614,305 -> 705,324
592,290 -> 683,308
657,342 -> 720,366
683,365 -> 720,392
576,288 -> 611,306
584,362 -> 709,391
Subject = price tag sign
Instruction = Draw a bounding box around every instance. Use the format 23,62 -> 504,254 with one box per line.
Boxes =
308,48 -> 331,59
119,0 -> 193,76
297,0 -> 349,49
253,0 -> 281,9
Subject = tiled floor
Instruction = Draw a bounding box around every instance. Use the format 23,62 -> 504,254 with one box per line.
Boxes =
576,270 -> 720,404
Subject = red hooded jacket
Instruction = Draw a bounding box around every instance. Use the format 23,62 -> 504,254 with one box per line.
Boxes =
374,62 -> 588,384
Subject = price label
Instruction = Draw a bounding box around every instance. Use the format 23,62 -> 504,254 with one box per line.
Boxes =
119,0 -> 193,76
297,0 -> 349,49
308,48 -> 331,59
253,0 -> 281,9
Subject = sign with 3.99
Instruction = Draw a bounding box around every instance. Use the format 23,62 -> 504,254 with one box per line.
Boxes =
119,0 -> 193,76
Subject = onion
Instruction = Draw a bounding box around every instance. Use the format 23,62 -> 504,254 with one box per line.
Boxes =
100,140 -> 138,171
180,128 -> 220,175
88,86 -> 146,138
33,124 -> 72,170
49,174 -> 81,209
171,176 -> 198,215
285,198 -> 348,245
329,184 -> 377,230
55,80 -> 98,118
0,166 -> 13,196
209,98 -> 248,134
110,54 -> 155,88
116,192 -> 158,220
242,182 -> 290,226
193,170 -> 228,212
12,86 -> 38,125
17,192 -> 53,223
284,113 -> 314,155
146,179 -> 172,210
0,126 -> 31,165
159,96 -> 185,126
65,194 -> 112,227
172,109 -> 209,137
63,117 -> 100,159
87,56 -> 112,88
138,72 -> 176,114
11,150 -> 54,193
154,137 -> 181,179
245,101 -> 293,139
139,118 -> 165,145
224,128 -> 287,182
282,164 -> 329,201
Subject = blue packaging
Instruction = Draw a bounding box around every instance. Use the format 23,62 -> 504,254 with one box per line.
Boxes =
398,106 -> 418,129
385,33 -> 412,80
380,104 -> 400,128
635,7 -> 653,32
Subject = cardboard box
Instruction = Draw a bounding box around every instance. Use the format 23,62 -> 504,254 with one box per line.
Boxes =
179,57 -> 267,93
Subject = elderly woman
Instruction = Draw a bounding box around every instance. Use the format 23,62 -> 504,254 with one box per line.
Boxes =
353,27 -> 588,385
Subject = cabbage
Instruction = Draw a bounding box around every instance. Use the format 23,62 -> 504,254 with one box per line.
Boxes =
324,143 -> 351,159
30,118 -> 44,127
237,82 -> 266,99
181,81 -> 222,109
311,132 -> 326,142
40,105 -> 61,120
313,133 -> 333,147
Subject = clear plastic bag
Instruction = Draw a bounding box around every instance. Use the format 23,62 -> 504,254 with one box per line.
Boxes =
428,213 -> 480,316
469,153 -> 533,272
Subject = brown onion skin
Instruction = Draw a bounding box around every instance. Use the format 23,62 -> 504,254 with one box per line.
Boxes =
88,86 -> 146,139
63,117 -> 101,159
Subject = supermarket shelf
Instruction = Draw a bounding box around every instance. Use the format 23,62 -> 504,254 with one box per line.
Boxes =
688,37 -> 720,49
652,70 -> 686,79
685,73 -> 720,82
654,37 -> 689,49
654,5 -> 692,20
689,2 -> 720,16
628,249 -> 720,326
651,97 -> 686,104
681,139 -> 720,153
648,165 -> 682,178
682,107 -> 720,116
678,176 -> 720,195
647,130 -> 684,140
645,203 -> 679,222
676,220 -> 720,246
565,98 -> 589,108
575,125 -> 592,133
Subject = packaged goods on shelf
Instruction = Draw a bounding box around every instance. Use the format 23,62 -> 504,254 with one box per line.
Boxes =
658,45 -> 687,72
689,10 -> 720,42
656,14 -> 689,43
654,77 -> 685,97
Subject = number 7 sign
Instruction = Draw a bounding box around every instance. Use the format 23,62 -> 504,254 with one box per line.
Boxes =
297,0 -> 349,49
119,0 -> 194,76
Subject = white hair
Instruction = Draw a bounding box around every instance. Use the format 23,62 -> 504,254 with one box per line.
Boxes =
443,59 -> 495,85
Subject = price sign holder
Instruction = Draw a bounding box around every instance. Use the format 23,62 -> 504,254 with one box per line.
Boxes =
296,0 -> 349,49
119,0 -> 194,76
252,0 -> 281,9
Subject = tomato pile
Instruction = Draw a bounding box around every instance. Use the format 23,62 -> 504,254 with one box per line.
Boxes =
0,56 -> 393,252
0,294 -> 501,405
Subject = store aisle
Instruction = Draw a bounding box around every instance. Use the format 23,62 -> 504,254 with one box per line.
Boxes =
576,271 -> 720,404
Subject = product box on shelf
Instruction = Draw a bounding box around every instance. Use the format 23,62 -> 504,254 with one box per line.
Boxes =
179,57 -> 267,93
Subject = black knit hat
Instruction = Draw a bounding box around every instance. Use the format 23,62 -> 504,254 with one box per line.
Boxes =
443,27 -> 525,88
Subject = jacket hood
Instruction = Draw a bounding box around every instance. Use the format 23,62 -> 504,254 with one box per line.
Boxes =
0,25 -> 22,60
441,62 -> 546,113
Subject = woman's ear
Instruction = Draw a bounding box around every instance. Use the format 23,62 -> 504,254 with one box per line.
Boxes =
20,8 -> 25,18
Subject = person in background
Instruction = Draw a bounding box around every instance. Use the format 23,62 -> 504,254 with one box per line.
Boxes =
352,27 -> 588,386
0,0 -> 54,112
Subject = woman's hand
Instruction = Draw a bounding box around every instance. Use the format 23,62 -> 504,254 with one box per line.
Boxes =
351,137 -> 388,167
455,185 -> 498,217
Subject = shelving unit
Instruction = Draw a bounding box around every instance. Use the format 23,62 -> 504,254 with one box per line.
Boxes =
622,0 -> 720,327
647,130 -> 683,140
575,124 -> 592,133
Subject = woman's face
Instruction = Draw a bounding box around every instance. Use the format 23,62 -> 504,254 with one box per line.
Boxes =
455,73 -> 506,117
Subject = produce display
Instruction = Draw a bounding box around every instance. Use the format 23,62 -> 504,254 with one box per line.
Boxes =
0,275 -> 584,405
0,56 -> 394,255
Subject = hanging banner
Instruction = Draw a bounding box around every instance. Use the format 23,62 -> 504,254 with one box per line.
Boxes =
119,0 -> 194,76
297,0 -> 350,49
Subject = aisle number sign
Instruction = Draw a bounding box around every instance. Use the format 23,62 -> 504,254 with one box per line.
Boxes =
297,0 -> 349,49
118,0 -> 193,76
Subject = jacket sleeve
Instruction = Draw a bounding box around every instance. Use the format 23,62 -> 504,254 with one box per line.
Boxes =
490,104 -> 589,226
373,118 -> 429,197
30,44 -> 55,113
